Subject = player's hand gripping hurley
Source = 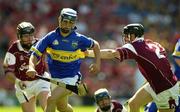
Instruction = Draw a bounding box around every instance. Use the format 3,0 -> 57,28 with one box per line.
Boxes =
35,74 -> 88,96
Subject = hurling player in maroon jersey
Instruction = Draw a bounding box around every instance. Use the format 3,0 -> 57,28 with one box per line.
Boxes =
94,88 -> 127,112
87,24 -> 179,112
3,22 -> 50,112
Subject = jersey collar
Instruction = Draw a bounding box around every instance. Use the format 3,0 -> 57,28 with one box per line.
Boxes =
55,27 -> 75,38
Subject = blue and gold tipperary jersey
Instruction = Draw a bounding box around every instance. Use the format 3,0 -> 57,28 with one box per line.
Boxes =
172,39 -> 180,80
32,28 -> 94,78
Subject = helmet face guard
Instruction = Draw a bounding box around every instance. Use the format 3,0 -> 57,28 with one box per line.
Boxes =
61,13 -> 77,21
123,23 -> 144,37
95,91 -> 110,103
122,23 -> 144,44
59,8 -> 77,34
17,22 -> 35,39
17,22 -> 35,50
94,90 -> 111,111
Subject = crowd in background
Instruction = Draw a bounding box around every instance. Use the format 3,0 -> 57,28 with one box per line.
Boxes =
0,0 -> 180,106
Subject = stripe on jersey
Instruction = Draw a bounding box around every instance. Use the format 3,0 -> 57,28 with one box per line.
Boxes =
31,47 -> 42,57
172,51 -> 180,57
46,47 -> 85,63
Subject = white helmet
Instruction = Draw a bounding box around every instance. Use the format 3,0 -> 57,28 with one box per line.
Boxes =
60,8 -> 77,21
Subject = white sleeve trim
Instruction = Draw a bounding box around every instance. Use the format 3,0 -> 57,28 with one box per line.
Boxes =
122,43 -> 137,55
90,39 -> 94,48
4,52 -> 16,65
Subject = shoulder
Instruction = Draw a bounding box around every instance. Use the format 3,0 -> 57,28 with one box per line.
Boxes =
121,43 -> 137,54
174,39 -> 180,48
45,30 -> 56,38
41,28 -> 58,40
95,108 -> 100,112
8,41 -> 20,53
74,32 -> 91,39
112,100 -> 123,107
39,29 -> 57,44
112,100 -> 124,111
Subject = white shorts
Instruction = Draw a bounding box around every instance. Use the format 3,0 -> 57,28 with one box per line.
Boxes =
51,75 -> 81,91
15,72 -> 51,103
144,82 -> 179,109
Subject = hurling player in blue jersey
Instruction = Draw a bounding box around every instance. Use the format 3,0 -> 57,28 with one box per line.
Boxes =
170,39 -> 180,112
26,8 -> 101,112
144,39 -> 180,112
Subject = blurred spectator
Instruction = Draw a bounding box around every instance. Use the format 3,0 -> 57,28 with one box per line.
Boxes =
0,0 -> 180,106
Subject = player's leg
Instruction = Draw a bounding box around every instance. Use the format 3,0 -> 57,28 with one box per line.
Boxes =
15,84 -> 36,112
158,109 -> 175,112
45,86 -> 71,112
144,102 -> 157,112
35,76 -> 51,111
21,96 -> 36,112
37,91 -> 50,110
56,95 -> 73,112
128,84 -> 153,112
45,75 -> 80,112
154,82 -> 179,112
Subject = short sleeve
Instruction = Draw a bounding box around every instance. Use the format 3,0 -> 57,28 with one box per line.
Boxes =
31,34 -> 51,58
79,36 -> 94,51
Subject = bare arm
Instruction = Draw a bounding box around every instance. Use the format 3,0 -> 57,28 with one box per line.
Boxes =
28,55 -> 38,71
26,55 -> 39,78
3,52 -> 17,84
89,40 -> 101,74
3,62 -> 26,89
92,40 -> 101,67
5,72 -> 16,84
86,49 -> 119,59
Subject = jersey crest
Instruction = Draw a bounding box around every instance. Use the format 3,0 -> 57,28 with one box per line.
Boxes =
72,41 -> 78,49
52,39 -> 59,45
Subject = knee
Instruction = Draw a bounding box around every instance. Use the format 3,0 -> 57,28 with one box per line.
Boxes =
47,96 -> 56,104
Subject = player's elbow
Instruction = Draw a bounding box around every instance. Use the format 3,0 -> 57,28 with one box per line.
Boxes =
93,40 -> 100,50
5,72 -> 15,83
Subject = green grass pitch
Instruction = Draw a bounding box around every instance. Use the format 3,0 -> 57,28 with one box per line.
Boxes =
0,106 -> 95,112
0,106 -> 144,112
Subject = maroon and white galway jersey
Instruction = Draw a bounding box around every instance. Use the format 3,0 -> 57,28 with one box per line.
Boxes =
3,40 -> 46,81
96,100 -> 127,112
116,38 -> 177,94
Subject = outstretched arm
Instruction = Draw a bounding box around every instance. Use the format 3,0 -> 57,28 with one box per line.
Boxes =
86,49 -> 119,59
